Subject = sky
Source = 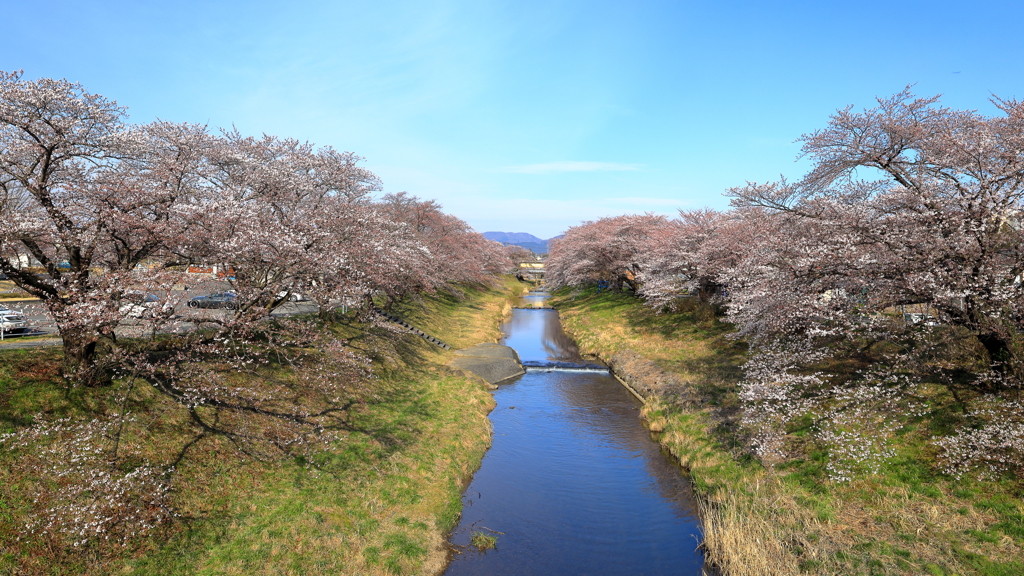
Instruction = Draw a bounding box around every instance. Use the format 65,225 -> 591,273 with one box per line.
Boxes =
4,0 -> 1024,239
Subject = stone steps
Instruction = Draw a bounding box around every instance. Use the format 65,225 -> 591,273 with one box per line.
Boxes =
371,308 -> 452,350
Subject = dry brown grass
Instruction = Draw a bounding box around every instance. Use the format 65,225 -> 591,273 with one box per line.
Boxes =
698,475 -> 803,576
0,279 -> 32,299
694,472 -> 995,576
641,396 -> 808,575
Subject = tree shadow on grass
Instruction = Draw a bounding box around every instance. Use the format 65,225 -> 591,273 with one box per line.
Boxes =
333,316 -> 434,372
0,348 -> 69,430
553,286 -> 750,432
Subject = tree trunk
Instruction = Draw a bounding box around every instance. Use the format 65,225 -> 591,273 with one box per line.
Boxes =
620,270 -> 639,293
61,330 -> 109,387
697,279 -> 720,303
977,331 -> 1014,381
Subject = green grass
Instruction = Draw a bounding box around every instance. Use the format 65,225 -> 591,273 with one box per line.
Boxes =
146,373 -> 491,576
0,279 -> 522,575
469,531 -> 497,551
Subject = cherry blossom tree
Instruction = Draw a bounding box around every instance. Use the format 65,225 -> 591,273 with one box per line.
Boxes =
542,89 -> 1024,478
173,129 -> 390,316
0,71 -> 208,382
0,71 -> 395,381
721,90 -> 1024,478
546,213 -> 672,292
1,71 -> 520,550
376,192 -> 514,304
729,88 -> 1024,374
636,208 -> 753,308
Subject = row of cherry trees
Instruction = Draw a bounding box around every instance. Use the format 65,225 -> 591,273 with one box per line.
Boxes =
547,89 -> 1024,480
0,70 -> 516,379
0,71 -> 517,550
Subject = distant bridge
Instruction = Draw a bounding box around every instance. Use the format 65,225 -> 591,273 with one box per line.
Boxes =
517,261 -> 545,280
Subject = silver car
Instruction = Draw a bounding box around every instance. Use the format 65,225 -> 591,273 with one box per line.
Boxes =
0,312 -> 28,334
120,293 -> 173,319
276,290 -> 307,302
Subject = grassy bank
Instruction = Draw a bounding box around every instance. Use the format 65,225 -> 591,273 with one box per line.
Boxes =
0,277 -> 524,575
0,280 -> 32,300
550,287 -> 1024,576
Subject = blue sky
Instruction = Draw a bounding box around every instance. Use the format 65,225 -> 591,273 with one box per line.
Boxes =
4,0 -> 1023,238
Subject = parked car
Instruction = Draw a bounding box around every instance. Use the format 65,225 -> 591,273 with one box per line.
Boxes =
276,290 -> 307,302
0,312 -> 28,334
904,312 -> 938,326
188,292 -> 238,309
119,292 -> 173,319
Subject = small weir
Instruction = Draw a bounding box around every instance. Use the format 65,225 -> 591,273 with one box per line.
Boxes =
521,360 -> 609,372
444,290 -> 705,575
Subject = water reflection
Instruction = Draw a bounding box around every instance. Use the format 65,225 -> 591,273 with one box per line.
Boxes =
444,293 -> 704,576
547,374 -> 699,518
501,309 -> 585,363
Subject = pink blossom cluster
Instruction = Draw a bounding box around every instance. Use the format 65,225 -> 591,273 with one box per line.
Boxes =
936,394 -> 1024,479
545,213 -> 673,293
1,416 -> 173,546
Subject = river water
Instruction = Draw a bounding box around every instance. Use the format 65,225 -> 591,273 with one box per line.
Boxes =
443,290 -> 706,575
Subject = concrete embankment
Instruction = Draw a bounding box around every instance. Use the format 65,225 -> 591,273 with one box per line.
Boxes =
447,343 -> 525,385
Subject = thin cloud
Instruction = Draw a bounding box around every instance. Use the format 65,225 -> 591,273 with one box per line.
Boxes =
608,196 -> 685,207
502,161 -> 643,174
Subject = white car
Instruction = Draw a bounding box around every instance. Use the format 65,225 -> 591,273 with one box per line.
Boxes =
903,312 -> 938,326
276,290 -> 307,302
120,293 -> 174,319
0,312 -> 28,334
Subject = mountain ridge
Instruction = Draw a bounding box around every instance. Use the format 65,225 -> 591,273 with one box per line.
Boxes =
483,231 -> 558,254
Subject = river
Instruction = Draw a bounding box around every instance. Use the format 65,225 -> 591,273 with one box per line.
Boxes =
443,290 -> 706,575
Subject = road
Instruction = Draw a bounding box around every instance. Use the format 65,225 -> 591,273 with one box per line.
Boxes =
0,297 -> 321,349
